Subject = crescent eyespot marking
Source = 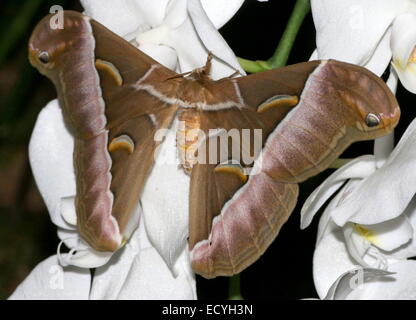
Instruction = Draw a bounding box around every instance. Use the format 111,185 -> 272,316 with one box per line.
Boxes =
95,59 -> 123,86
257,95 -> 299,113
108,135 -> 135,154
214,161 -> 248,183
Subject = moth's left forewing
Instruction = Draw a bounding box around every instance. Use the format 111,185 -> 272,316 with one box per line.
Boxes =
86,17 -> 181,249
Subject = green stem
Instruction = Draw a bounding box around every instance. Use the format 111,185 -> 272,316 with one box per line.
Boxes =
0,0 -> 43,67
228,274 -> 243,300
230,1 -> 311,299
238,57 -> 269,73
268,0 -> 311,68
238,0 -> 311,73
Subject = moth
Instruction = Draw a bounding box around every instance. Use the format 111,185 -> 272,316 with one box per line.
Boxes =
28,11 -> 400,279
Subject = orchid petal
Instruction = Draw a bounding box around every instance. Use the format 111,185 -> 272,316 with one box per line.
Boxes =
360,215 -> 413,252
8,255 -> 90,300
57,228 -> 79,249
116,247 -> 196,299
84,0 -> 244,78
391,13 -> 416,71
316,180 -> 362,243
393,63 -> 416,93
62,250 -> 113,269
200,0 -> 244,29
374,132 -> 395,169
55,217 -> 117,270
140,120 -> 189,272
373,73 -> 398,169
29,100 -> 76,230
134,1 -> 244,77
89,226 -> 141,299
362,26 -> 393,76
135,25 -> 170,46
313,228 -> 358,299
324,267 -> 393,300
311,29 -> 392,76
165,18 -> 240,77
90,223 -> 196,299
342,216 -> 414,269
345,260 -> 416,299
81,0 -> 183,36
387,197 -> 416,259
138,43 -> 178,70
301,155 -> 376,229
130,0 -> 169,28
331,117 -> 416,226
60,196 -> 77,227
311,0 -> 406,75
81,0 -> 152,37
343,223 -> 387,269
58,241 -> 113,269
309,49 -> 318,61
164,0 -> 188,29
391,13 -> 416,93
187,0 -> 245,77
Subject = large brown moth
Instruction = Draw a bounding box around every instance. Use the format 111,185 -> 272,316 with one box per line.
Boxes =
28,11 -> 400,279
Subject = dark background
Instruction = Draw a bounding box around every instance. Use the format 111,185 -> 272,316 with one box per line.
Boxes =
0,0 -> 415,300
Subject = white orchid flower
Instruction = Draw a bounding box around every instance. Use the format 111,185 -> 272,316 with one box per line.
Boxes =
10,0 -> 245,299
306,1 -> 416,299
301,112 -> 416,299
311,0 -> 416,92
300,74 -> 416,300
82,0 -> 245,77
304,178 -> 416,299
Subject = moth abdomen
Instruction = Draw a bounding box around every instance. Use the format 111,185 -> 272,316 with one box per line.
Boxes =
177,110 -> 202,173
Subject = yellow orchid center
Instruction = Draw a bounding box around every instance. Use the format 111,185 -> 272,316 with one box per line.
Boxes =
355,224 -> 379,245
408,46 -> 416,64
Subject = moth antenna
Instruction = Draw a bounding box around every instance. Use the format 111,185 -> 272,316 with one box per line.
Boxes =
227,70 -> 241,79
165,71 -> 192,81
204,51 -> 213,75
